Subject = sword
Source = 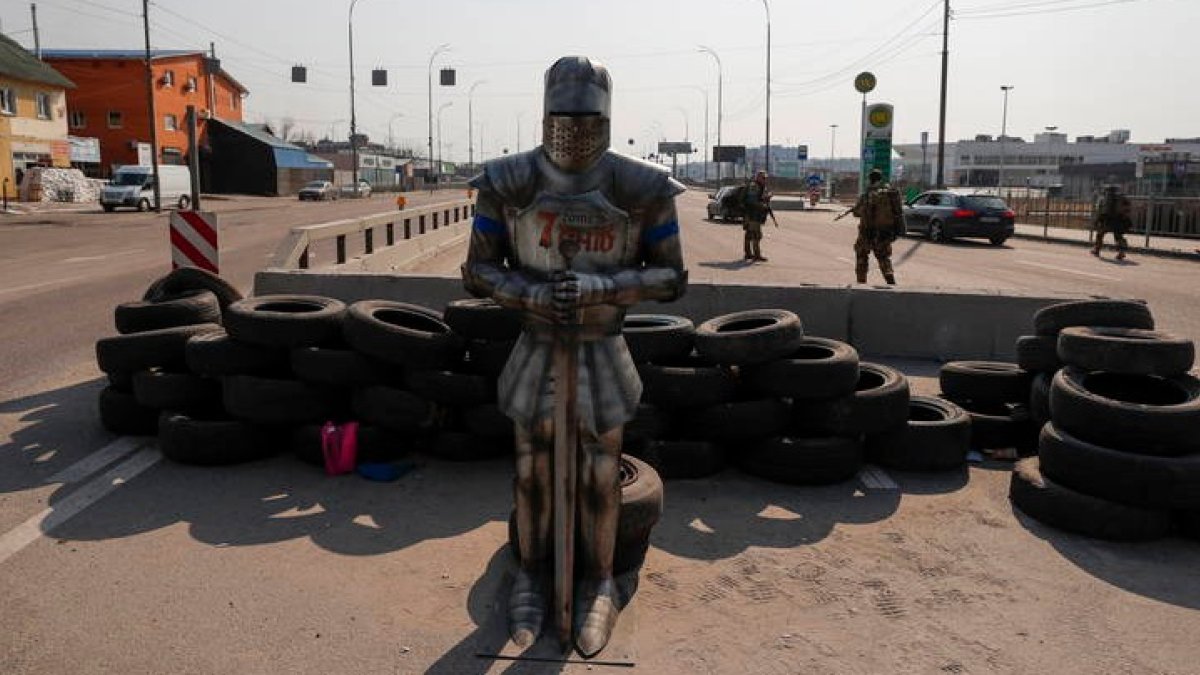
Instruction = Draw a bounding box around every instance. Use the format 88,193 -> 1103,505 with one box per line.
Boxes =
552,237 -> 582,649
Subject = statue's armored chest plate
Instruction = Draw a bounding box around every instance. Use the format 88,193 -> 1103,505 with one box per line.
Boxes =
511,190 -> 638,275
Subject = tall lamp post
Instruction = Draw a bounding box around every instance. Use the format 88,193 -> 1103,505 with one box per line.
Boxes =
386,112 -> 404,152
516,111 -> 525,154
997,84 -> 1014,194
427,43 -> 450,190
674,106 -> 689,179
752,0 -> 772,173
698,45 -> 723,183
686,86 -> 709,182
829,123 -> 838,198
437,101 -> 453,185
347,0 -> 367,195
468,80 -> 487,173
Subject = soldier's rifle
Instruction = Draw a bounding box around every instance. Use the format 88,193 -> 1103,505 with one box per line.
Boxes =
833,207 -> 855,222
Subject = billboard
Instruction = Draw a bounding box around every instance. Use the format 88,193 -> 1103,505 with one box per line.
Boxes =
658,141 -> 694,155
712,145 -> 745,162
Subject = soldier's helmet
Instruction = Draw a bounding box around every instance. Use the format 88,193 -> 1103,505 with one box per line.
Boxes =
541,56 -> 612,173
868,168 -> 883,183
754,170 -> 768,185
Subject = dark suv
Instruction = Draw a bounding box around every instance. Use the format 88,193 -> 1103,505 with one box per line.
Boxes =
902,191 -> 1015,245
706,186 -> 744,222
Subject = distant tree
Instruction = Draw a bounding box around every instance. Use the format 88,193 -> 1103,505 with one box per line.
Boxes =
279,117 -> 297,141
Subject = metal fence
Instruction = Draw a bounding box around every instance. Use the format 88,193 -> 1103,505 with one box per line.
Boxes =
1006,194 -> 1200,241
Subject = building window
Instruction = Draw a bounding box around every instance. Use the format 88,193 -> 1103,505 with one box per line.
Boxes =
164,114 -> 178,131
161,70 -> 174,87
186,76 -> 198,93
68,110 -> 86,128
161,148 -> 185,165
107,110 -> 123,128
36,93 -> 51,119
231,93 -> 239,110
0,88 -> 14,115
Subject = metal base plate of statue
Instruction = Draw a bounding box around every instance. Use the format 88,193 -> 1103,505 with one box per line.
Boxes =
460,56 -> 687,659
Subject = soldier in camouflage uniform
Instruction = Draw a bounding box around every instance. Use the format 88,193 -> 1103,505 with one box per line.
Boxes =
462,56 -> 686,656
850,168 -> 904,284
1092,184 -> 1131,260
742,170 -> 771,261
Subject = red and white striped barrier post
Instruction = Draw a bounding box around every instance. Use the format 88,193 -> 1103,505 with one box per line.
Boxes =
169,210 -> 219,274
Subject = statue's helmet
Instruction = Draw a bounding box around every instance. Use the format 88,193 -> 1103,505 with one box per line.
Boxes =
542,56 -> 612,172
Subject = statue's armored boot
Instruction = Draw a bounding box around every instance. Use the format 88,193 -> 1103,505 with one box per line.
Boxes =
508,568 -> 547,647
573,577 -> 620,657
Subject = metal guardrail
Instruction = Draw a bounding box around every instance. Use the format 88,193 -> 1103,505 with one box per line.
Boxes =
271,199 -> 475,269
1006,194 -> 1200,241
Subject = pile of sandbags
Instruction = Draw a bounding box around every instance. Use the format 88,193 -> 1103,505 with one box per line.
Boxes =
22,167 -> 104,203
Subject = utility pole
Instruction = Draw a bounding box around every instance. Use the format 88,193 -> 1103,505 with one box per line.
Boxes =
186,105 -> 201,210
207,43 -> 218,117
142,0 -> 161,211
30,4 -> 40,58
935,0 -> 950,188
998,85 -> 1013,193
348,0 -> 361,195
759,0 -> 772,174
427,43 -> 449,192
699,46 -> 723,184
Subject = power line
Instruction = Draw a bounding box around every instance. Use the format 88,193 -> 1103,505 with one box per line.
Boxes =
957,0 -> 1142,18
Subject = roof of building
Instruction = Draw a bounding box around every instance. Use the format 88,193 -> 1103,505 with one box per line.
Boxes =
0,34 -> 75,89
209,118 -> 333,169
40,48 -> 249,93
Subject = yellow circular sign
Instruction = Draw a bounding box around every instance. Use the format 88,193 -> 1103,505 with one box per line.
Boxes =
869,107 -> 892,128
854,71 -> 877,94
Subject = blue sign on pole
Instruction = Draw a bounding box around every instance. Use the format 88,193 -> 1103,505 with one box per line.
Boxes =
806,174 -> 822,187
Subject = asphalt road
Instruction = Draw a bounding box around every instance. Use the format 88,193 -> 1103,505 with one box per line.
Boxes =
1,189 -> 1198,674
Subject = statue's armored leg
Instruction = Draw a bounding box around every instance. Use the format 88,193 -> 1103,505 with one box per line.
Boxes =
510,420 -> 554,646
573,425 -> 623,657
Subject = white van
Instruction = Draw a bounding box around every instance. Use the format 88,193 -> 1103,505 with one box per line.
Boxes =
101,165 -> 193,212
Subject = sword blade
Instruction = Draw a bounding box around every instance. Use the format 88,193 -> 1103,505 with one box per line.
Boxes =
552,329 -> 579,648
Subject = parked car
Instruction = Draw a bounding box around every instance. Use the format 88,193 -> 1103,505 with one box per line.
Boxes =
902,191 -> 1015,245
298,181 -> 337,201
101,165 -> 192,212
706,186 -> 744,222
340,179 -> 373,198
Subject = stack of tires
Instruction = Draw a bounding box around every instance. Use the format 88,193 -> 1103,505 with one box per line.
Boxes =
95,268 -> 240,438
938,361 -> 1036,458
1010,300 -> 1200,542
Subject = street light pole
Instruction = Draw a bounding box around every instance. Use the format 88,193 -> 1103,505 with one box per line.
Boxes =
469,80 -> 487,173
348,0 -> 365,195
687,87 -> 709,182
998,84 -> 1014,194
830,123 -> 838,198
516,112 -> 525,154
698,45 -> 723,183
755,0 -> 772,174
141,0 -> 161,211
674,106 -> 689,179
387,112 -> 404,153
437,101 -> 452,185
935,0 -> 950,188
427,43 -> 450,191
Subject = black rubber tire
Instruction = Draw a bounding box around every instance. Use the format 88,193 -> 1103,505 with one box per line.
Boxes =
637,355 -> 737,410
939,361 -> 1032,406
158,411 -> 276,466
742,337 -> 860,400
1016,335 -> 1061,374
132,369 -> 222,411
677,399 -> 791,443
291,424 -> 409,467
114,289 -> 221,334
622,314 -> 695,364
96,323 -> 222,374
221,375 -> 341,425
107,370 -> 135,393
1009,457 -> 1171,542
465,339 -> 516,378
622,404 -> 672,450
792,362 -> 910,436
98,387 -> 159,435
142,267 -> 243,311
290,346 -> 403,388
1057,326 -> 1195,377
224,295 -> 346,348
632,440 -> 725,480
426,431 -> 510,461
1030,373 -> 1052,425
866,396 -> 971,471
404,368 -> 495,407
947,398 -> 1038,452
1178,511 -> 1200,541
443,298 -> 523,341
693,309 -> 805,366
345,300 -> 464,370
352,385 -> 436,431
1038,422 -> 1200,510
185,330 -> 291,377
739,435 -> 863,485
1033,299 -> 1154,336
1050,367 -> 1200,457
461,404 -> 514,440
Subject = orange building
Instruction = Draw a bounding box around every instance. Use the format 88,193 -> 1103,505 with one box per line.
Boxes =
41,49 -> 247,174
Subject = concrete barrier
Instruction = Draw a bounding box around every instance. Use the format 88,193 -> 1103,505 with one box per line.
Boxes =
254,270 -> 1098,361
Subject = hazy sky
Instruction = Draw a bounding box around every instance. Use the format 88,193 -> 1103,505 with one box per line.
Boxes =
3,0 -> 1196,161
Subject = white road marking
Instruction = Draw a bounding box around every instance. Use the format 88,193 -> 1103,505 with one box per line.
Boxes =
836,257 -> 854,264
47,436 -> 146,484
0,446 -> 160,565
0,274 -> 93,299
858,465 -> 898,490
61,249 -> 144,264
1016,259 -> 1119,281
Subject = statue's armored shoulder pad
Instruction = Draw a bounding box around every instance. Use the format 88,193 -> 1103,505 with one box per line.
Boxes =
606,152 -> 686,206
469,150 -> 541,207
